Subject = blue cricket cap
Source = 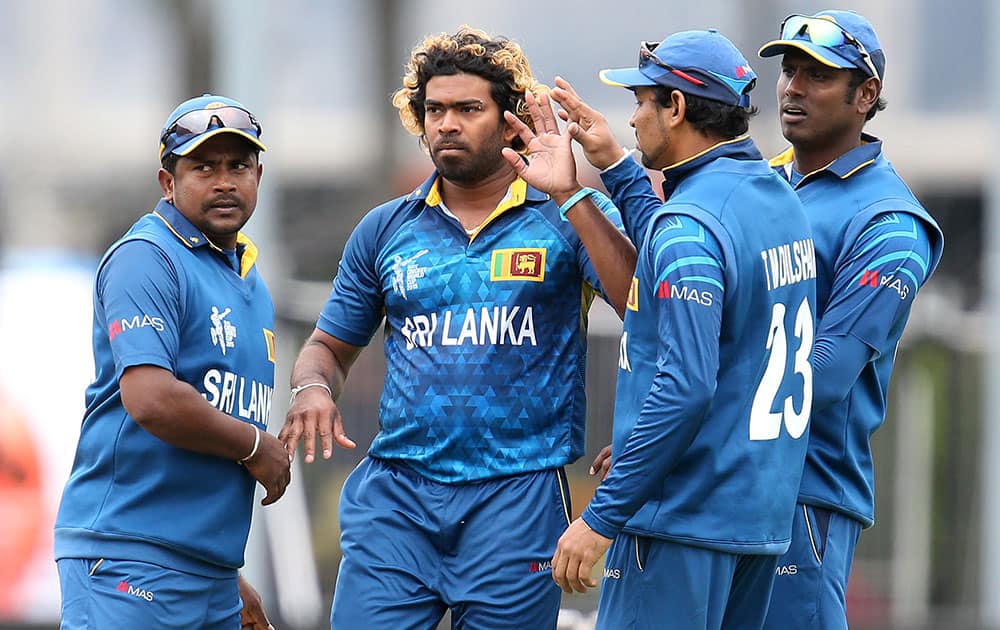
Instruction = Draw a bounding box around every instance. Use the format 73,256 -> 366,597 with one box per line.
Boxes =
599,29 -> 757,107
159,94 -> 267,162
759,10 -> 885,81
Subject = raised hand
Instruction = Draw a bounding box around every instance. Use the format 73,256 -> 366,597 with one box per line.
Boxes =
550,76 -> 628,170
500,90 -> 581,200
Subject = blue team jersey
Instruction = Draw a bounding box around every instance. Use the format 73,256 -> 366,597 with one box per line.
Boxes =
318,174 -> 622,484
54,200 -> 275,577
770,136 -> 944,526
584,137 -> 816,554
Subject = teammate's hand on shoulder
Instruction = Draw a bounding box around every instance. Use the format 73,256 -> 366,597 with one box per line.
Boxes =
279,387 -> 356,465
244,430 -> 292,506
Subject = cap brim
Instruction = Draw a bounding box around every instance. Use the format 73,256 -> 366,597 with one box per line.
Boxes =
599,67 -> 658,88
163,127 -> 267,160
758,39 -> 856,70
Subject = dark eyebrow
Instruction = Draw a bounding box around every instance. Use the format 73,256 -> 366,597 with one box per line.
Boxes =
425,99 -> 486,108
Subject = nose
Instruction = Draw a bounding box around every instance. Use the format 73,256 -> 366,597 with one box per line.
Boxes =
783,70 -> 806,97
627,110 -> 637,129
213,170 -> 237,192
439,108 -> 461,134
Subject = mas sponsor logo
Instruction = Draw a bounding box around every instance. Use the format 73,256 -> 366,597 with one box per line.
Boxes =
626,277 -> 639,312
117,580 -> 154,602
490,248 -> 546,282
391,249 -> 430,299
400,306 -> 536,349
529,560 -> 553,573
859,269 -> 910,300
775,564 -> 797,576
210,306 -> 237,356
108,314 -> 165,341
656,280 -> 714,307
603,567 -> 621,580
263,329 -> 276,363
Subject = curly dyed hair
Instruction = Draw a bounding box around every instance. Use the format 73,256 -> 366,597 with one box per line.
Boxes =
392,26 -> 544,151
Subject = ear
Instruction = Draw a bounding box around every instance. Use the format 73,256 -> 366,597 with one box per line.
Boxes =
668,90 -> 687,129
502,112 -> 519,145
856,76 -> 881,116
157,168 -> 174,202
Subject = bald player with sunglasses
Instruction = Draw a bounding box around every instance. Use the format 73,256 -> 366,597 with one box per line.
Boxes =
757,11 -> 944,628
54,94 -> 289,630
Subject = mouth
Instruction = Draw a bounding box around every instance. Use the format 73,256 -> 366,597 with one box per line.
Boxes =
208,199 -> 242,213
780,103 -> 807,123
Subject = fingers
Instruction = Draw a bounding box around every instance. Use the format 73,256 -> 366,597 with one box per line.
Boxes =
524,90 -> 559,135
332,414 -> 357,450
551,545 -> 572,594
589,444 -> 612,475
503,111 -> 536,151
277,419 -> 301,462
500,146 -> 528,176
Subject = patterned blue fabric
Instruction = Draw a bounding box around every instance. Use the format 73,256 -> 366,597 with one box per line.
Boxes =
317,174 -> 623,483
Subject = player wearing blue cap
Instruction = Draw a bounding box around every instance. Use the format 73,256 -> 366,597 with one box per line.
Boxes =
277,27 -> 635,630
513,30 -> 817,628
54,94 -> 290,629
757,11 -> 944,628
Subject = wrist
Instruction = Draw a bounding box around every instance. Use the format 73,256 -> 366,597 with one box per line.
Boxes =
239,425 -> 261,464
289,382 -> 333,405
557,187 -> 599,222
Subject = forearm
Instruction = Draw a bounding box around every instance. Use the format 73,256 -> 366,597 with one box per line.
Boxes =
600,158 -> 663,244
121,366 -> 257,461
290,329 -> 355,398
556,192 -> 637,317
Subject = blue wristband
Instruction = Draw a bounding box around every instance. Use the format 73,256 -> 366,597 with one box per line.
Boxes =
558,187 -> 598,221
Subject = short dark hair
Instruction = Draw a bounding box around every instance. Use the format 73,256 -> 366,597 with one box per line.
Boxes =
846,69 -> 886,121
161,153 -> 180,174
392,26 -> 540,151
651,86 -> 756,139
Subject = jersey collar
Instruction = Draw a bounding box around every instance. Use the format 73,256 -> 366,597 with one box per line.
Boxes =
768,133 -> 883,184
660,135 -> 762,198
407,171 -> 549,206
151,199 -> 259,278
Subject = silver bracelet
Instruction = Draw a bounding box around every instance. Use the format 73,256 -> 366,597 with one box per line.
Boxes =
289,382 -> 333,405
239,425 -> 261,463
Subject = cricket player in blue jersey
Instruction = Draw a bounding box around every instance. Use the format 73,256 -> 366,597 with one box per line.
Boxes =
755,11 -> 944,628
277,26 -> 635,629
515,30 -> 817,628
54,94 -> 290,630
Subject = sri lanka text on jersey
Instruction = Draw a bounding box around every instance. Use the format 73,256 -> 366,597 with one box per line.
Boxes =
400,306 -> 537,350
202,369 -> 272,425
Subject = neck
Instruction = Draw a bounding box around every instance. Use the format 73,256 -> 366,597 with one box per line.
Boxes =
438,163 -> 517,214
792,131 -> 865,175
663,130 -> 728,171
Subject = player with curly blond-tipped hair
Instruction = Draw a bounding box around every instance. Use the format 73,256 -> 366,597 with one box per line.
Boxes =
278,25 -> 636,629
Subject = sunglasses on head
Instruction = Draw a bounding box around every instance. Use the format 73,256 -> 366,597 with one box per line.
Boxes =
160,106 -> 262,147
639,41 -> 706,87
779,15 -> 880,79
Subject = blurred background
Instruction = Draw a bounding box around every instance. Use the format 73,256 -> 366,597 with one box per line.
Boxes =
0,0 -> 985,628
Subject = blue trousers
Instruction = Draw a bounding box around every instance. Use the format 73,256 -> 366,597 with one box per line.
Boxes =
597,534 -> 778,630
330,457 -> 572,629
762,504 -> 862,629
58,558 -> 241,629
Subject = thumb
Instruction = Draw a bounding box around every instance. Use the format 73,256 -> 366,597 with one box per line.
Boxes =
501,147 -> 527,175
